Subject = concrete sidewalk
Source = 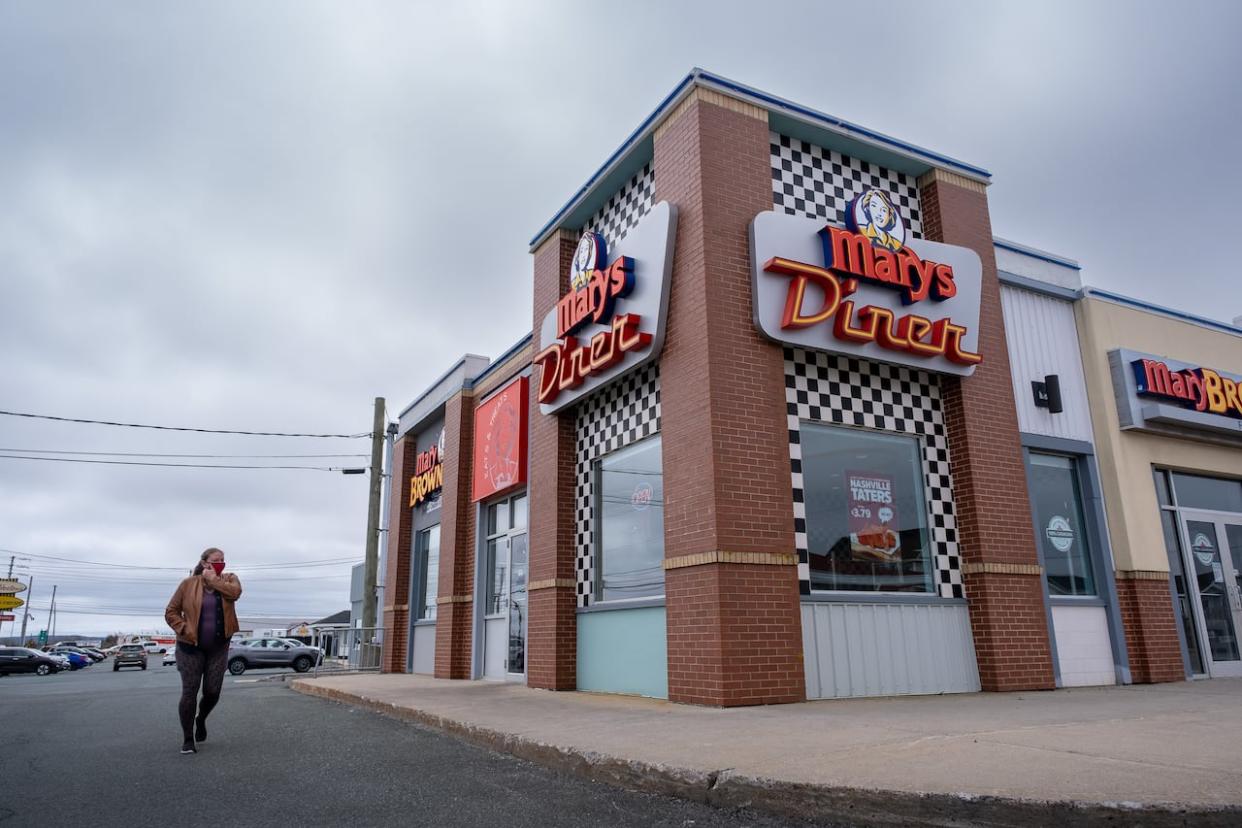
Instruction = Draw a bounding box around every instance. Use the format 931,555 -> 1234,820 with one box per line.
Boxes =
290,674 -> 1242,826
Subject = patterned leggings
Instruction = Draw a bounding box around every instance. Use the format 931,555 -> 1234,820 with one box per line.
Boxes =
176,642 -> 229,741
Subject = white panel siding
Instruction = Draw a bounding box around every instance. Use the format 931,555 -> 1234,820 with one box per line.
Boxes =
482,617 -> 506,679
801,602 -> 980,699
1000,286 -> 1094,442
411,624 -> 436,675
1051,604 -> 1117,687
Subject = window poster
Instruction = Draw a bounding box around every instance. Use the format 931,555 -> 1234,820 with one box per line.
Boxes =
847,470 -> 901,563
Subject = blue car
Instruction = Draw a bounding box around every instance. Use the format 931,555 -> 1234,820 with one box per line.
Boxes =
52,650 -> 92,670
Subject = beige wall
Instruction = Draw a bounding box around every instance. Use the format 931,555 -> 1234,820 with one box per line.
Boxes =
1076,297 -> 1242,572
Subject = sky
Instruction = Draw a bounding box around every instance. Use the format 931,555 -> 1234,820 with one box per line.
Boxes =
2,1 -> 1240,638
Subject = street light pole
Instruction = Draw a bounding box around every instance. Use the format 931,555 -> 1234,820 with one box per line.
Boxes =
361,397 -> 385,633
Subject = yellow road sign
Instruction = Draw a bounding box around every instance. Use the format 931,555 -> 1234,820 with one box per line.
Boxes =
0,595 -> 25,610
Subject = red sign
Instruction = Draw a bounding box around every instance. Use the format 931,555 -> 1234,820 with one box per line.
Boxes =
535,231 -> 655,406
0,613 -> 14,622
1132,358 -> 1242,419
847,471 -> 901,563
473,376 -> 529,502
409,433 -> 444,508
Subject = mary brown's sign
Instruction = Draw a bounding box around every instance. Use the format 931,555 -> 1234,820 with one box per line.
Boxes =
750,191 -> 983,376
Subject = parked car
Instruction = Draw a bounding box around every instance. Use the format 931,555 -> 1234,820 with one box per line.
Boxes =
227,638 -> 323,675
162,648 -> 177,667
61,651 -> 93,670
136,640 -> 171,654
0,647 -> 64,676
51,645 -> 102,663
113,644 -> 148,671
44,652 -> 71,671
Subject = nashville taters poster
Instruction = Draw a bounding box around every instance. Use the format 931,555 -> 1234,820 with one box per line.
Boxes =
847,471 -> 901,563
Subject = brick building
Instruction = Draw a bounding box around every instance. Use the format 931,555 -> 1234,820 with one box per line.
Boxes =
379,70 -> 1242,704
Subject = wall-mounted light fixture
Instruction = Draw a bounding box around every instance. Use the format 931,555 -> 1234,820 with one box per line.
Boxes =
1032,374 -> 1063,414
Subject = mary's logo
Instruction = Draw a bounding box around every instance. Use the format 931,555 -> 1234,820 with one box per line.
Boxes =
570,232 -> 607,291
846,189 -> 906,253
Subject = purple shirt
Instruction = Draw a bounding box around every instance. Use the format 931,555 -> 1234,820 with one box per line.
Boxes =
198,587 -> 224,647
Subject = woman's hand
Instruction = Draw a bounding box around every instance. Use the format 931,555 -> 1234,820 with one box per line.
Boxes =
201,565 -> 219,586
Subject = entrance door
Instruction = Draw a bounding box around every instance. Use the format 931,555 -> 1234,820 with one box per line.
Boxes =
1180,511 -> 1242,678
482,494 -> 528,679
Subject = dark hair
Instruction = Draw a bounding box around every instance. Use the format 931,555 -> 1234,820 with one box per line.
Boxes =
192,547 -> 225,576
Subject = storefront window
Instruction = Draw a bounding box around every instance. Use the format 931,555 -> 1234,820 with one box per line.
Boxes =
800,424 -> 933,593
1153,468 -> 1173,507
1028,453 -> 1096,596
595,436 -> 664,601
1171,472 -> 1242,513
414,525 -> 440,621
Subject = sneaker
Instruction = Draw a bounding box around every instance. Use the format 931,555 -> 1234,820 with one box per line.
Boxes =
180,740 -> 197,754
195,718 -> 207,742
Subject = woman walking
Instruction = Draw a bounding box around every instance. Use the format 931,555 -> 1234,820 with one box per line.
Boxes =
164,547 -> 242,754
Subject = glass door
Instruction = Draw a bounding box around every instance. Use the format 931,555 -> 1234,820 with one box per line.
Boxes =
1180,511 -> 1242,678
483,494 -> 527,679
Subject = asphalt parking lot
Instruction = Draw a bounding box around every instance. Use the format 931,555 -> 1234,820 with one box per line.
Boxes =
0,660 -> 810,828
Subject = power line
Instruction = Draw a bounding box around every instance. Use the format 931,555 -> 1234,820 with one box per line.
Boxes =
0,448 -> 370,459
0,454 -> 349,471
0,409 -> 370,439
6,550 -> 359,571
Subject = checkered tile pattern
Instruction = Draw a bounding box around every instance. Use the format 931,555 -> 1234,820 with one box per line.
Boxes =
784,348 -> 962,599
771,133 -> 922,238
574,364 -> 661,607
584,162 -> 654,251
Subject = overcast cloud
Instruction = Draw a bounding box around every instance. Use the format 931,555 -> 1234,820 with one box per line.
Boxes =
2,1 -> 1239,637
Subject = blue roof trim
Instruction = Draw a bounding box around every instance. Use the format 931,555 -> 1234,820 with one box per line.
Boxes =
467,333 -> 534,390
696,70 -> 991,180
530,67 -> 992,250
994,238 -> 1081,271
1081,288 -> 1242,337
528,72 -> 695,248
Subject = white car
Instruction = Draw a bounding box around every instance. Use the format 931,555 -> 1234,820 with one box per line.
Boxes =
162,648 -> 177,666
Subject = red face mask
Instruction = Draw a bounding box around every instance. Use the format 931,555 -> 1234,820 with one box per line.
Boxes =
209,561 -> 225,575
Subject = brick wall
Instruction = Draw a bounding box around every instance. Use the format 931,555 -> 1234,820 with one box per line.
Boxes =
655,92 -> 806,706
1116,575 -> 1185,683
920,172 -> 1056,691
381,436 -> 416,673
434,392 -> 476,679
526,232 -> 580,690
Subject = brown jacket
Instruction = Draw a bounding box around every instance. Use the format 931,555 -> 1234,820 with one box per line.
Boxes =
165,573 -> 243,646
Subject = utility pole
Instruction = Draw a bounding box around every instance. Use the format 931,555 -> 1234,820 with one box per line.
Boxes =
20,576 -> 33,643
361,397 -> 385,633
48,585 -> 57,639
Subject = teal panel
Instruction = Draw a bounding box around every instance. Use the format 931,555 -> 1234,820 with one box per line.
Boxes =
576,607 -> 667,699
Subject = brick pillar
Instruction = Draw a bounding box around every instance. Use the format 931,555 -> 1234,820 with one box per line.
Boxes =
1116,572 -> 1186,683
526,231 -> 579,690
919,170 -> 1056,691
381,437 -> 415,673
654,91 -> 806,706
433,393 -> 476,679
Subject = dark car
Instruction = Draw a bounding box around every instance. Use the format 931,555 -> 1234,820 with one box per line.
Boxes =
227,638 -> 322,675
113,644 -> 148,671
0,647 -> 64,676
50,645 -> 102,663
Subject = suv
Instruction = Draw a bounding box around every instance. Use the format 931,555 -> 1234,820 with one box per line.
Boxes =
113,644 -> 148,671
227,638 -> 322,675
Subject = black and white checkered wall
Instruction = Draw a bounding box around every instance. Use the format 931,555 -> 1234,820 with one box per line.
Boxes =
584,161 -> 654,251
574,364 -> 661,607
771,133 -> 922,238
785,348 -> 963,599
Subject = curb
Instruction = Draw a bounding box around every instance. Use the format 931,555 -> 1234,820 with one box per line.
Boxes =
290,680 -> 1242,827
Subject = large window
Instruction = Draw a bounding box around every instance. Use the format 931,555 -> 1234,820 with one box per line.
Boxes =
594,436 -> 664,602
1028,453 -> 1096,596
414,525 -> 440,621
801,424 -> 933,593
